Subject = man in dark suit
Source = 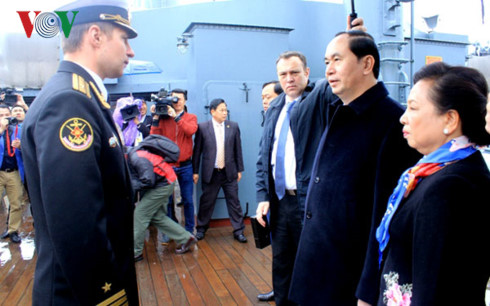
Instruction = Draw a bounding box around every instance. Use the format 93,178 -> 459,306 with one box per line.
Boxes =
255,51 -> 314,305
289,31 -> 419,305
192,98 -> 246,242
21,1 -> 139,305
255,19 -> 367,304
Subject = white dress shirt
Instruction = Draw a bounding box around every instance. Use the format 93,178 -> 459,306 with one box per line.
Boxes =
271,96 -> 297,190
212,118 -> 225,168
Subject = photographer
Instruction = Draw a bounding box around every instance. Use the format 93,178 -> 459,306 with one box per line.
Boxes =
150,88 -> 197,234
0,105 -> 24,244
113,97 -> 152,147
11,105 -> 26,125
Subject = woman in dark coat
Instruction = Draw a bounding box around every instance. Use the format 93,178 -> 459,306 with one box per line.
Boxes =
359,62 -> 490,306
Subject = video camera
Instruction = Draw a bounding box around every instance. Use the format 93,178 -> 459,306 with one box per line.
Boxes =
150,88 -> 178,117
120,104 -> 140,121
1,88 -> 19,107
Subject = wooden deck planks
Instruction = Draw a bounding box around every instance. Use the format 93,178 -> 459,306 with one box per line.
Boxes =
0,204 -> 275,305
195,240 -> 237,305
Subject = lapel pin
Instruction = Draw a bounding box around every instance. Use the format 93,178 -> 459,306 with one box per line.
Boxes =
109,136 -> 118,148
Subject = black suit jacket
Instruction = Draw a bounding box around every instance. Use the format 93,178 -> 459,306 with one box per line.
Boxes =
255,81 -> 318,215
22,61 -> 138,305
193,119 -> 244,184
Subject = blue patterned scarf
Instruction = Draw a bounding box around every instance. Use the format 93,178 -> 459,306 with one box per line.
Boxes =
376,136 -> 477,267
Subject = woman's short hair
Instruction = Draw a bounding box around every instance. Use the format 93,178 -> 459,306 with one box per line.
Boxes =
414,62 -> 490,146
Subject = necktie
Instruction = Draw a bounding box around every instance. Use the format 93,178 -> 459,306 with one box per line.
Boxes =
275,100 -> 297,199
216,124 -> 225,169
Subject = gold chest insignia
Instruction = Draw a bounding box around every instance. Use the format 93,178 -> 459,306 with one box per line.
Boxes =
59,117 -> 94,152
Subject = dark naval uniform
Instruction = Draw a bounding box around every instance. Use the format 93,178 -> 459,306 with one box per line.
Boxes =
22,61 -> 138,305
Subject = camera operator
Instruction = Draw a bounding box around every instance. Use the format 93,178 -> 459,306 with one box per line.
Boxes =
150,88 -> 197,234
113,97 -> 152,147
0,105 -> 24,243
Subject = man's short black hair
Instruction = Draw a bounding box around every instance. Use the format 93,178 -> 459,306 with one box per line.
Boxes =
171,88 -> 187,100
209,98 -> 226,111
262,80 -> 283,95
273,82 -> 283,95
0,104 -> 11,112
11,104 -> 26,112
335,31 -> 380,79
262,81 -> 278,89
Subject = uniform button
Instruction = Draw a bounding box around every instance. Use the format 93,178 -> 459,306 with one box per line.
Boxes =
306,211 -> 312,219
314,177 -> 320,183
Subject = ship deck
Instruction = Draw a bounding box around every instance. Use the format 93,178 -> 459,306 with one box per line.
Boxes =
0,204 -> 274,305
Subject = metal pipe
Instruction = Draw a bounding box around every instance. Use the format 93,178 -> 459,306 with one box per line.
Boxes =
410,0 -> 414,88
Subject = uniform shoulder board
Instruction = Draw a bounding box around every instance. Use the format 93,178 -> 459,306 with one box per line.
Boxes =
89,81 -> 111,109
72,73 -> 92,99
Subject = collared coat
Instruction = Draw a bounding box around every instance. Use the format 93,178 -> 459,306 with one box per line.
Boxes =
151,111 -> 197,166
372,152 -> 490,305
289,82 -> 420,305
21,61 -> 138,305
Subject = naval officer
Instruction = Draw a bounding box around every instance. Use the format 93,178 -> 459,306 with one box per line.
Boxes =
21,1 -> 139,304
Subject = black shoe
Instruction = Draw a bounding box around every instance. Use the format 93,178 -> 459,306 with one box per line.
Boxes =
195,231 -> 205,240
10,231 -> 21,243
234,233 -> 247,243
175,235 -> 197,254
258,290 -> 274,301
1,229 -> 9,239
134,254 -> 144,262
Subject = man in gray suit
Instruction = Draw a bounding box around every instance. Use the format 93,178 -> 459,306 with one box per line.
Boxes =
192,98 -> 246,242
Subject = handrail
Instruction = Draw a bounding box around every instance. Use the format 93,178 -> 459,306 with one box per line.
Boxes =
380,58 -> 410,64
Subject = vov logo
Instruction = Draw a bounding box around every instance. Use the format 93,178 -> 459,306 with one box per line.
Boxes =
17,11 -> 78,38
